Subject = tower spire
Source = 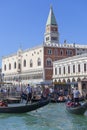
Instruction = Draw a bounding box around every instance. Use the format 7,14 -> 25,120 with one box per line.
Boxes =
46,5 -> 57,26
44,6 -> 59,45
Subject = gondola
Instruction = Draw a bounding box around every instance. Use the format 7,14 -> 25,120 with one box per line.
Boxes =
65,101 -> 87,115
31,98 -> 41,102
50,98 -> 66,103
50,96 -> 66,103
21,92 -> 41,102
0,99 -> 49,113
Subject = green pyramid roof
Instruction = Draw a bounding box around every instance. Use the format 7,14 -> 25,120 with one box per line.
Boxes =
46,6 -> 57,26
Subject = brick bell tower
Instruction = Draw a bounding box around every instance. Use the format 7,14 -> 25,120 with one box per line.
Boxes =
44,5 -> 59,45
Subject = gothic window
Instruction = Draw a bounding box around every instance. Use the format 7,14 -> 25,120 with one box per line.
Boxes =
9,63 -> 11,70
18,63 -> 21,69
59,67 -> 61,75
14,62 -> 16,69
78,64 -> 80,72
62,79 -> 66,83
66,50 -> 69,55
46,58 -> 52,66
66,50 -> 67,55
72,78 -> 75,82
60,49 -> 63,55
24,59 -> 26,67
63,66 -> 65,74
30,59 -> 33,67
48,49 -> 52,54
4,64 -> 6,71
68,66 -> 70,74
84,63 -> 86,72
51,37 -> 57,40
67,79 -> 70,83
73,65 -> 75,73
66,50 -> 72,56
55,67 -> 57,75
46,37 -> 49,41
37,58 -> 41,66
77,78 -> 81,82
70,50 -> 73,55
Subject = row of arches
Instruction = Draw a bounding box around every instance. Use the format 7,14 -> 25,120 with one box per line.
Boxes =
54,77 -> 83,84
4,58 -> 53,71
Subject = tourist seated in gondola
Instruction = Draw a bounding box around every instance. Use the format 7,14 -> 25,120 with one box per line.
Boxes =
66,87 -> 81,107
66,94 -> 73,102
0,100 -> 8,107
58,95 -> 65,102
66,100 -> 81,107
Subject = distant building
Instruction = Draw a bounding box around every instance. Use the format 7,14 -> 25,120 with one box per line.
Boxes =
53,53 -> 87,83
53,53 -> 87,96
0,68 -> 2,82
2,6 -> 87,86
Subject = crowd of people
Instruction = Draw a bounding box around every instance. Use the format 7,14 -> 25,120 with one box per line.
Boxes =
21,84 -> 82,104
0,83 -> 83,106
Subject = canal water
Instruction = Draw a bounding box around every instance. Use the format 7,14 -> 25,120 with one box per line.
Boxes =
0,103 -> 87,130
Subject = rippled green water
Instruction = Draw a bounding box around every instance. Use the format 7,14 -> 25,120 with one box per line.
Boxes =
0,103 -> 87,130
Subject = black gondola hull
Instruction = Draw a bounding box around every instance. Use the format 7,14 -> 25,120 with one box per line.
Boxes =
66,102 -> 87,115
0,99 -> 49,113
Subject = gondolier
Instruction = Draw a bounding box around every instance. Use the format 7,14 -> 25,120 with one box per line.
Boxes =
24,84 -> 32,104
73,87 -> 80,103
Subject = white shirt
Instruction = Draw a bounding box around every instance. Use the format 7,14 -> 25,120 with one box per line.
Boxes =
73,89 -> 80,98
26,86 -> 32,94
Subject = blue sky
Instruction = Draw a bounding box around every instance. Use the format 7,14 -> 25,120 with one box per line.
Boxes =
0,0 -> 87,67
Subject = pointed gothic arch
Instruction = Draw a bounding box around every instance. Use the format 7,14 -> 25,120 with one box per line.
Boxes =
77,77 -> 81,82
72,78 -> 75,82
67,79 -> 70,83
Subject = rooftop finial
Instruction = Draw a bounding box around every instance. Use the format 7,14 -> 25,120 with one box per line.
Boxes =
18,43 -> 23,53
